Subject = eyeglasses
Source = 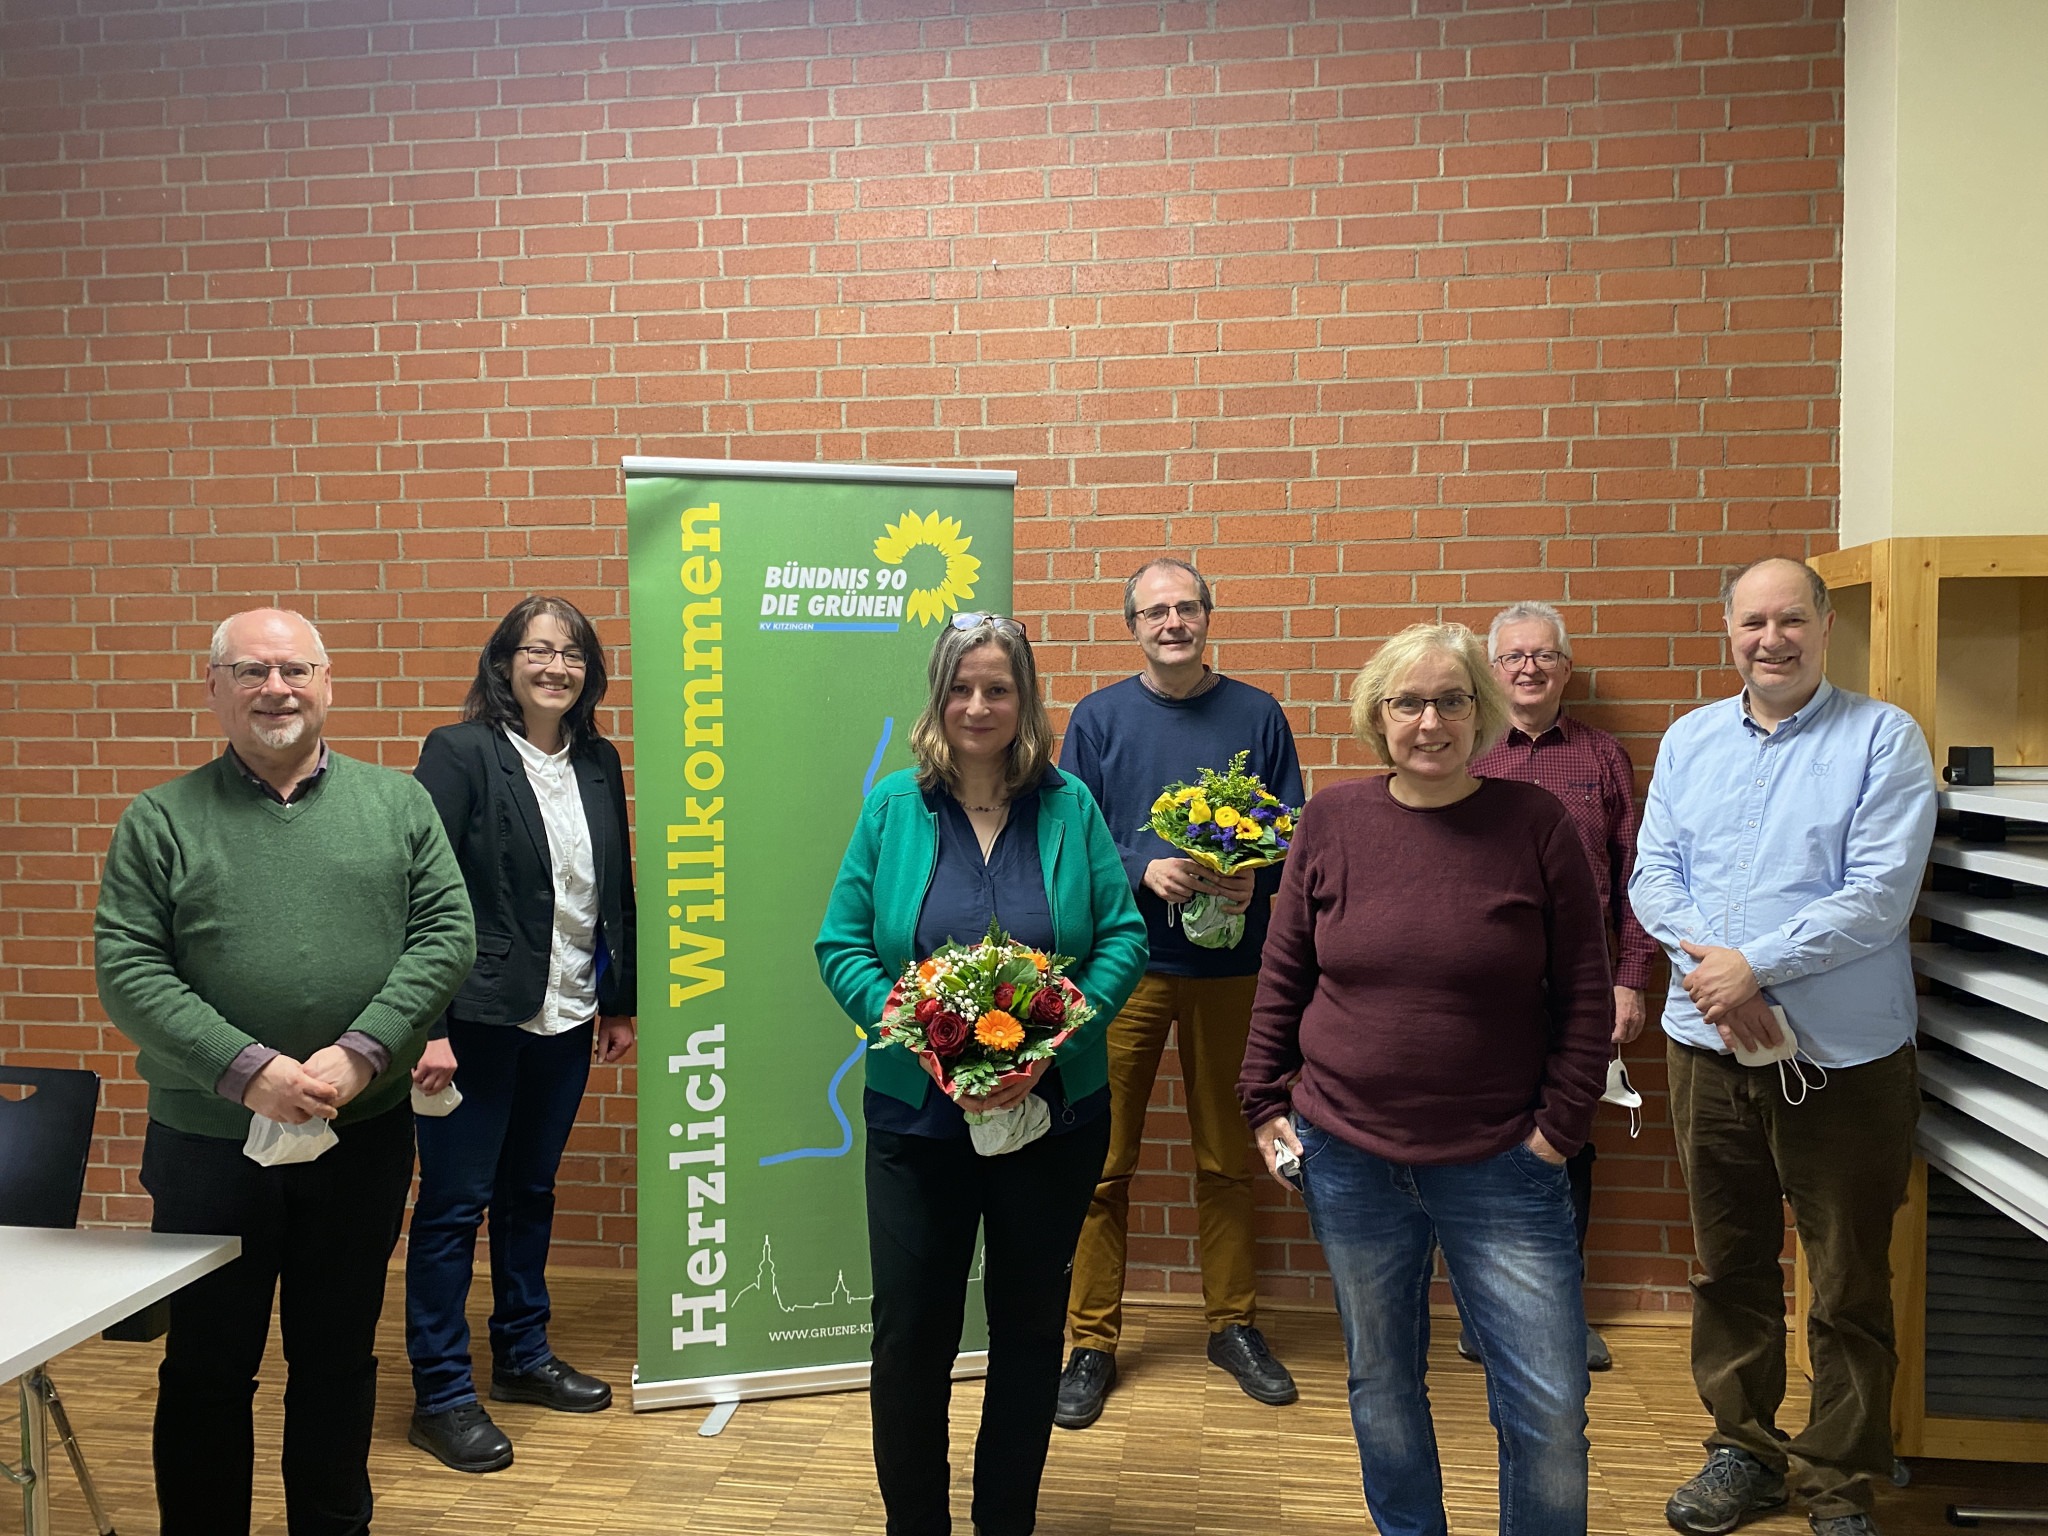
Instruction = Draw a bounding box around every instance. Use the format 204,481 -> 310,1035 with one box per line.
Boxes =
1134,600 -> 1207,627
211,660 -> 325,690
1493,649 -> 1567,672
949,613 -> 1027,638
513,644 -> 589,669
1381,691 -> 1476,723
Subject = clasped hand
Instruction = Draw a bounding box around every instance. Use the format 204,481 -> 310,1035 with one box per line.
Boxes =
243,1045 -> 372,1124
1143,858 -> 1255,912
1679,941 -> 1784,1054
941,1053 -> 1049,1116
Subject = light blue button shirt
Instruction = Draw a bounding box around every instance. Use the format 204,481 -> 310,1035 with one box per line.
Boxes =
1629,680 -> 1937,1068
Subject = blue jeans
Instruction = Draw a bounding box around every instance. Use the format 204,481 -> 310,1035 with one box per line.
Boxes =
1296,1114 -> 1590,1536
406,1020 -> 592,1414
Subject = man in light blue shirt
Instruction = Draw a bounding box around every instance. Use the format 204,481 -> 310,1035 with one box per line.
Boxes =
1631,557 -> 1935,1536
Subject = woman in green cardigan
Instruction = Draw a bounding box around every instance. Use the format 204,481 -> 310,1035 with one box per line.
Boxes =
816,614 -> 1147,1536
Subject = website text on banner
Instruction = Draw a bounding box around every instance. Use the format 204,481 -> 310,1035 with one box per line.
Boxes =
624,457 -> 1016,1410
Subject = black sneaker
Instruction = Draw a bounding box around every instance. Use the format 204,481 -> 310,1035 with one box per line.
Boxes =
1809,1516 -> 1881,1536
1053,1347 -> 1116,1430
1456,1326 -> 1481,1363
1587,1325 -> 1613,1372
1206,1324 -> 1298,1405
490,1355 -> 613,1413
1665,1446 -> 1788,1535
409,1402 -> 514,1474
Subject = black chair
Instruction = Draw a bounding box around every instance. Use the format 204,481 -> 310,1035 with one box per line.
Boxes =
0,1063 -> 120,1535
0,1065 -> 98,1227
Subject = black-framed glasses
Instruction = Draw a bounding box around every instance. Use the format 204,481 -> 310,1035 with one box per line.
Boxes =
513,644 -> 589,669
1382,691 -> 1476,724
210,660 -> 324,690
1135,600 -> 1206,626
1494,649 -> 1567,672
949,612 -> 1027,639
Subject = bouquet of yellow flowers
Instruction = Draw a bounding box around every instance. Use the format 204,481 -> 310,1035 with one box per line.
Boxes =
1147,750 -> 1300,949
875,919 -> 1095,1154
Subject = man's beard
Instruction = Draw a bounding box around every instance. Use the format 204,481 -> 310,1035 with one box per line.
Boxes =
250,711 -> 305,749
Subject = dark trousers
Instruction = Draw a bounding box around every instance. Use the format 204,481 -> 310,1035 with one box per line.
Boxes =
866,1116 -> 1111,1536
406,1018 -> 592,1413
1567,1140 -> 1595,1252
1668,1039 -> 1918,1519
141,1103 -> 414,1536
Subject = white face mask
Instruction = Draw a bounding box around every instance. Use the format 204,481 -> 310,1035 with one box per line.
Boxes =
1601,1054 -> 1642,1139
1775,1054 -> 1827,1105
1731,1007 -> 1829,1105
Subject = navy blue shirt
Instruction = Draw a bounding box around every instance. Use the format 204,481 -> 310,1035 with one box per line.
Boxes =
1060,674 -> 1304,977
864,788 -> 1110,1139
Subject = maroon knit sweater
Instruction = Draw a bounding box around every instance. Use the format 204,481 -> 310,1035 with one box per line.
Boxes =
1237,775 -> 1612,1164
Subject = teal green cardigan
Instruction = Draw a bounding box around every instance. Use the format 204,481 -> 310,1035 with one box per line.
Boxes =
815,766 -> 1149,1110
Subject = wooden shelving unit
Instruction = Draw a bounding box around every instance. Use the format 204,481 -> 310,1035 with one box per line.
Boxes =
1803,538 -> 2048,1464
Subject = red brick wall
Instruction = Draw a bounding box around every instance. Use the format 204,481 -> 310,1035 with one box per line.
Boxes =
0,0 -> 1843,1314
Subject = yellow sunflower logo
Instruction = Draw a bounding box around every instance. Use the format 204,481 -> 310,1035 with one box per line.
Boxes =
874,510 -> 980,627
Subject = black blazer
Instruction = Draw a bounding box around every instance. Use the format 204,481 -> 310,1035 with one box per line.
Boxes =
414,718 -> 637,1034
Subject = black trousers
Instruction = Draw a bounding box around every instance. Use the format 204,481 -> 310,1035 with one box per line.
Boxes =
1568,1139 -> 1596,1252
866,1117 -> 1110,1536
141,1104 -> 414,1536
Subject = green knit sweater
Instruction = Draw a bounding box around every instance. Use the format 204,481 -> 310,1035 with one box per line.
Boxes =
94,751 -> 477,1137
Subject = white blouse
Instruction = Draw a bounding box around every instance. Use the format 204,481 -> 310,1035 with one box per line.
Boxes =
504,726 -> 600,1036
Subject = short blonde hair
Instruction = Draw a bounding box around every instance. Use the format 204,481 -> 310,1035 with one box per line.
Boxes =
1348,623 -> 1511,766
909,618 -> 1054,798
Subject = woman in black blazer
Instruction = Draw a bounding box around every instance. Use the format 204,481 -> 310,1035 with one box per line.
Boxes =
403,595 -> 637,1474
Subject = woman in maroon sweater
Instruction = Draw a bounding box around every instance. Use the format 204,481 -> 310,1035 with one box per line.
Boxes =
1237,622 -> 1610,1536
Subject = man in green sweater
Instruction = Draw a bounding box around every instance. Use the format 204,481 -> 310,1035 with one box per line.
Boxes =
94,608 -> 475,1536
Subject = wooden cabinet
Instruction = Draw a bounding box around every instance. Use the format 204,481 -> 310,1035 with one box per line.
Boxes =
1804,537 -> 2048,1463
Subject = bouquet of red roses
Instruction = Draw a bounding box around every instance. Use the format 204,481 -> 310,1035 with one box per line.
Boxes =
874,918 -> 1095,1155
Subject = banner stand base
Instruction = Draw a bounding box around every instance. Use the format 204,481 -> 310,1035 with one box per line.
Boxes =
632,1350 -> 991,1413
698,1398 -> 739,1436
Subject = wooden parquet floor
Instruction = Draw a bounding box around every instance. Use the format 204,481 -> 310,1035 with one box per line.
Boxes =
11,1269 -> 2046,1534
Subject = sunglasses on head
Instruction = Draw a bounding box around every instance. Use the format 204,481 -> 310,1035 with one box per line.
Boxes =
949,612 -> 1028,639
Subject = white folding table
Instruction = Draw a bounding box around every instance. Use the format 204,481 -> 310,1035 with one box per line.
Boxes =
1,1226 -> 240,1535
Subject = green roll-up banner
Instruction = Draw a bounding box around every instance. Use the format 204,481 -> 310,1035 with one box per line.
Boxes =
624,457 -> 1016,1410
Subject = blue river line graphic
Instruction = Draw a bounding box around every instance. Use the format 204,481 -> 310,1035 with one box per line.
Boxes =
758,717 -> 893,1169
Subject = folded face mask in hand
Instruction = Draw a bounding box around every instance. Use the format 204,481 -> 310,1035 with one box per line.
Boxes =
1601,1055 -> 1643,1139
410,1081 -> 463,1117
961,1094 -> 1052,1156
1731,1006 -> 1828,1105
243,1114 -> 339,1166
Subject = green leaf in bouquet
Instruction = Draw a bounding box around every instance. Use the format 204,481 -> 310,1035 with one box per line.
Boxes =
995,954 -> 1038,987
951,1060 -> 1000,1096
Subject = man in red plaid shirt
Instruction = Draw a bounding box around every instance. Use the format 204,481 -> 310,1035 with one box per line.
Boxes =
1460,599 -> 1657,1373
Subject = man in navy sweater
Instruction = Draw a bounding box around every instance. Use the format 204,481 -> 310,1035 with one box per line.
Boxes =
1055,558 -> 1306,1429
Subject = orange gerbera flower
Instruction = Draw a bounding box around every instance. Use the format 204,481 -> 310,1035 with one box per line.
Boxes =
975,1010 -> 1025,1051
1026,950 -> 1050,973
917,959 -> 941,984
